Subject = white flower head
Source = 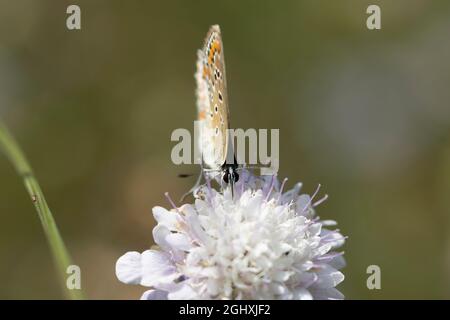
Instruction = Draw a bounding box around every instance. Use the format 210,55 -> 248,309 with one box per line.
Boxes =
116,170 -> 346,300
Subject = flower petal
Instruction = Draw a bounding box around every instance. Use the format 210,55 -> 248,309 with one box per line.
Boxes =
321,220 -> 337,226
140,289 -> 168,300
140,250 -> 180,287
297,194 -> 311,209
152,225 -> 172,251
321,229 -> 346,248
165,233 -> 193,251
185,208 -> 210,244
116,251 -> 143,285
329,255 -> 346,270
314,266 -> 345,289
293,288 -> 313,300
152,206 -> 180,231
167,282 -> 198,300
310,287 -> 345,300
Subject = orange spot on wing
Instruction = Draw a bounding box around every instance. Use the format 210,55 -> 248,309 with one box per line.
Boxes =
203,66 -> 210,78
208,40 -> 221,65
208,53 -> 213,65
213,41 -> 221,53
198,110 -> 207,120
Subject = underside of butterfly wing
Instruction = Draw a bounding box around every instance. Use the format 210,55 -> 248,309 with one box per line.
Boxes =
195,25 -> 230,170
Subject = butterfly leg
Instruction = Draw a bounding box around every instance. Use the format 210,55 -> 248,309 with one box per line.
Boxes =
179,168 -> 204,202
230,176 -> 235,199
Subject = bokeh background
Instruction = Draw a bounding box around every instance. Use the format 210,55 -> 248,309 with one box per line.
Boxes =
0,0 -> 449,299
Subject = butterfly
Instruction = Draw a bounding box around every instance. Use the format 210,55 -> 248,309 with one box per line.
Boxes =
195,25 -> 240,189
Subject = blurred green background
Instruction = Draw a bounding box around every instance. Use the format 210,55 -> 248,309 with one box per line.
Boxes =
0,0 -> 450,299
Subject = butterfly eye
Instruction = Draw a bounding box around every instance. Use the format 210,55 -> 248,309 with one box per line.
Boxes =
222,172 -> 229,184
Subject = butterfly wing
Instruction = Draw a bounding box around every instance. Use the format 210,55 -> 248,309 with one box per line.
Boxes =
195,25 -> 230,170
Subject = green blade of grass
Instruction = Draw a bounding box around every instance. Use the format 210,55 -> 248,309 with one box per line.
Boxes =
0,120 -> 85,300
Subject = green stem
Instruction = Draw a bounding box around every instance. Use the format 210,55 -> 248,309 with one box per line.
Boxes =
0,120 -> 85,300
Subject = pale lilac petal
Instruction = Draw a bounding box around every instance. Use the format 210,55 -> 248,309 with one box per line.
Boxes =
165,233 -> 193,251
308,223 -> 322,237
321,220 -> 337,226
152,225 -> 172,251
167,282 -> 198,300
329,254 -> 346,270
314,252 -> 343,264
297,194 -> 311,209
314,266 -> 345,289
315,243 -> 333,256
152,206 -> 180,231
140,250 -> 179,287
116,251 -> 143,285
293,288 -> 313,300
140,289 -> 168,300
185,208 -> 209,244
310,287 -> 345,300
321,229 -> 346,248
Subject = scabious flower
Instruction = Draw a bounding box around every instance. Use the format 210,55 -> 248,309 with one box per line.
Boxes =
116,170 -> 346,300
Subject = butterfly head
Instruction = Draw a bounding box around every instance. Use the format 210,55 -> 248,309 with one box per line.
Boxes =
222,164 -> 239,185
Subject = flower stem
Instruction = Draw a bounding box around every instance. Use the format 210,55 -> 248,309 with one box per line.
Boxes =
0,120 -> 85,300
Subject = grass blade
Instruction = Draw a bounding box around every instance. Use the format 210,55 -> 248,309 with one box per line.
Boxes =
0,120 -> 85,299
